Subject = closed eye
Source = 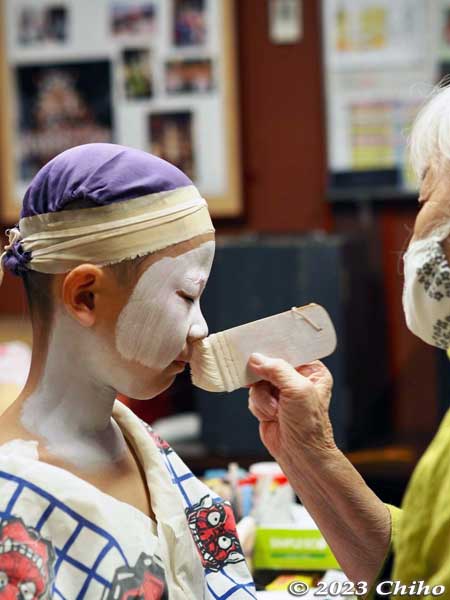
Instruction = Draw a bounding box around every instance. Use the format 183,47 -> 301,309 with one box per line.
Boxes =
178,291 -> 195,304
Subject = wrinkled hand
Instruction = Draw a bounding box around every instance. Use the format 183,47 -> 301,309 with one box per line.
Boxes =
247,353 -> 336,460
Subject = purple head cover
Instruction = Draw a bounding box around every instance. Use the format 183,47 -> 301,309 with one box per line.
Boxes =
4,143 -> 192,276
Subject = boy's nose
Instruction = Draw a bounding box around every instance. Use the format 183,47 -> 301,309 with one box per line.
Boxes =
188,310 -> 208,342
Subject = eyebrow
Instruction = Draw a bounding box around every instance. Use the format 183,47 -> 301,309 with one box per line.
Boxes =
418,167 -> 431,204
420,166 -> 430,182
183,276 -> 207,292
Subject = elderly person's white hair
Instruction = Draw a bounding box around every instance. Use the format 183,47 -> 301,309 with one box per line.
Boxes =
410,84 -> 450,180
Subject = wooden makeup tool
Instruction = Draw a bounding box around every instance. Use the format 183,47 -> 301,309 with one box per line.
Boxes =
190,303 -> 337,392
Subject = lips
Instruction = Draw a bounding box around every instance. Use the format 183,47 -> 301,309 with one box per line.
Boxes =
173,350 -> 192,365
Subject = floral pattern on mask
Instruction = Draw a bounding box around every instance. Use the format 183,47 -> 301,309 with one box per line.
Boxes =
432,316 -> 450,349
416,243 -> 450,301
415,242 -> 450,348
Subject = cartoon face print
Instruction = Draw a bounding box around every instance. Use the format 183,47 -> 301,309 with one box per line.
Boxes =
146,428 -> 172,456
185,496 -> 244,572
141,421 -> 172,456
106,553 -> 167,600
0,517 -> 55,600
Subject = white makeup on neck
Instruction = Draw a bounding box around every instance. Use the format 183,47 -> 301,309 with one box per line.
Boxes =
19,240 -> 214,470
21,309 -> 127,470
115,241 -> 215,368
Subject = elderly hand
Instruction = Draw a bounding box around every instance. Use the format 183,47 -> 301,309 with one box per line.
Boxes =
247,352 -> 392,586
247,353 -> 336,461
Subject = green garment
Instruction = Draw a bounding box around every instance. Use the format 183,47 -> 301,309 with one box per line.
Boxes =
368,408 -> 450,598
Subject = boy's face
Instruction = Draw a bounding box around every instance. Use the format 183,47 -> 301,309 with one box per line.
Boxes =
93,233 -> 215,398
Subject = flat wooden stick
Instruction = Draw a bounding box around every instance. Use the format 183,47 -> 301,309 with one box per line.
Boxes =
190,303 -> 337,392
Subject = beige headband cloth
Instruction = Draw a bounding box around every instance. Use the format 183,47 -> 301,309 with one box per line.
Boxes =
0,185 -> 214,280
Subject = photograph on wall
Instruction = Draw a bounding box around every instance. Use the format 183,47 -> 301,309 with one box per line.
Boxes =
149,111 -> 195,179
165,58 -> 214,94
2,0 -> 241,218
268,0 -> 303,44
122,48 -> 153,99
173,0 -> 206,47
111,2 -> 156,37
16,60 -> 113,181
349,100 -> 396,170
323,0 -> 426,68
334,3 -> 388,53
16,3 -> 68,46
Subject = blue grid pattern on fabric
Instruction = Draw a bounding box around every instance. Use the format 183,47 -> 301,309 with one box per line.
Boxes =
0,470 -> 129,600
146,424 -> 257,600
205,567 -> 258,600
0,421 -> 258,600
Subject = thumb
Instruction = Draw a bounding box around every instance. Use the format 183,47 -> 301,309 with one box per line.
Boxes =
248,352 -> 308,391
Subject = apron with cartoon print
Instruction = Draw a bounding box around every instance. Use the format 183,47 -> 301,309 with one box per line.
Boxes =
0,401 -> 256,599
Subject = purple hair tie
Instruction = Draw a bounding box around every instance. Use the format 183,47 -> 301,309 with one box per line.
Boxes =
1,228 -> 32,278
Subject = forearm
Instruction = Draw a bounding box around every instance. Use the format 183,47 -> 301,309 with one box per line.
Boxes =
277,446 -> 391,586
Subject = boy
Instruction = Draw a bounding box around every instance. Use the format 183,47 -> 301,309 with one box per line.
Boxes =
0,143 -> 255,599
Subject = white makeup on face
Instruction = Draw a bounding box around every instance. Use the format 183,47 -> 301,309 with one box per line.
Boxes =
115,241 -> 215,369
19,240 -> 214,469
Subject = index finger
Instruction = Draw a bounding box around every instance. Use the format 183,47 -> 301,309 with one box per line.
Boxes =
248,353 -> 309,391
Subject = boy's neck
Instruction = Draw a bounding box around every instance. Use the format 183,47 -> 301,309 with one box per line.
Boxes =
15,311 -> 127,470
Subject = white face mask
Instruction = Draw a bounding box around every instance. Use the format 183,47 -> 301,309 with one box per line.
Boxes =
403,224 -> 450,349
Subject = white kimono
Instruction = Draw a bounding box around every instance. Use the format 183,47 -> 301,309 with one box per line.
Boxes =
0,401 -> 256,599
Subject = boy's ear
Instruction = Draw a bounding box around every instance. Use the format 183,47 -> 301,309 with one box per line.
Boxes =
62,265 -> 105,327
